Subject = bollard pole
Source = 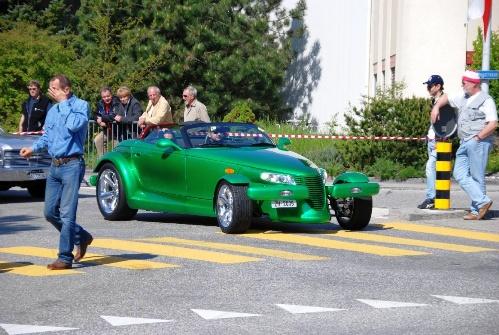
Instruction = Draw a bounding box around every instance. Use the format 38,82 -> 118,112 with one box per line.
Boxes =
434,141 -> 452,209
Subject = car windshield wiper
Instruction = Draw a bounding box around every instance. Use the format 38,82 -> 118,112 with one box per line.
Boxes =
249,142 -> 275,147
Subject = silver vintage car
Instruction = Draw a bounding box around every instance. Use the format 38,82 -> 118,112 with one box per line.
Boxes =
0,127 -> 51,198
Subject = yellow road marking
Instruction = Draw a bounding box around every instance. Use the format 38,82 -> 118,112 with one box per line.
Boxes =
141,237 -> 327,261
0,247 -> 176,270
322,230 -> 496,253
0,260 -> 81,276
92,239 -> 261,264
375,222 -> 499,243
239,231 -> 428,256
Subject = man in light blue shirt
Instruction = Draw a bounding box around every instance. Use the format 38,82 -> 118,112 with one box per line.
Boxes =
20,74 -> 93,269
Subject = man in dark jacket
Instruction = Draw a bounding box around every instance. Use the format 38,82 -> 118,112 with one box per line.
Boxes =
18,80 -> 52,133
115,86 -> 142,141
93,86 -> 121,156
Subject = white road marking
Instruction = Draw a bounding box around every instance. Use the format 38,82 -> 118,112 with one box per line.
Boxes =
100,315 -> 173,326
191,309 -> 260,320
0,323 -> 77,335
431,295 -> 499,305
276,304 -> 346,314
356,299 -> 428,309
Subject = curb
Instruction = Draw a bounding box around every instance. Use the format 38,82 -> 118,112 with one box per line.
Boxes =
390,209 -> 498,221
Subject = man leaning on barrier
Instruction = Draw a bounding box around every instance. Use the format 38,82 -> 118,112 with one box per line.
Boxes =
94,86 -> 121,156
115,86 -> 142,141
417,74 -> 448,210
431,70 -> 497,220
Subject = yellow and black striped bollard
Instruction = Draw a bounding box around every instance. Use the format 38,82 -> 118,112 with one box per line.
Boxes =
435,141 -> 452,209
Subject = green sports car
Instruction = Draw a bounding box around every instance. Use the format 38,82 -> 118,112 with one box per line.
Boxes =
90,122 -> 379,233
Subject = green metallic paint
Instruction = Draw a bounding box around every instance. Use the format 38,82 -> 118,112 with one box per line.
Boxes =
333,171 -> 370,184
92,124 -> 378,227
326,182 -> 380,199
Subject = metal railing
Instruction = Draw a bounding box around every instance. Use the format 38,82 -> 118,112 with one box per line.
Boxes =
86,120 -> 140,168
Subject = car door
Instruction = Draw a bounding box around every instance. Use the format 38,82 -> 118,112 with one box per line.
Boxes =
131,140 -> 187,204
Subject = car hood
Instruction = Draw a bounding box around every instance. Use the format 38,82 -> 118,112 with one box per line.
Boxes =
1,133 -> 39,150
188,147 -> 319,174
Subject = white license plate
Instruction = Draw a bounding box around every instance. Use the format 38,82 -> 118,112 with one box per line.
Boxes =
28,172 -> 46,180
271,200 -> 297,208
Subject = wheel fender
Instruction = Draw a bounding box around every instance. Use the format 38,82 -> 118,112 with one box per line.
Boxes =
333,171 -> 370,184
94,152 -> 138,198
327,171 -> 379,198
220,174 -> 250,185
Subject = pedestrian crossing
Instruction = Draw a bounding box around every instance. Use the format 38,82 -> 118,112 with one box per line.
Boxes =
0,221 -> 498,277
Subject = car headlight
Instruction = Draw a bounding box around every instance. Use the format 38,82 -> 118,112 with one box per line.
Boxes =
260,172 -> 296,185
318,168 -> 328,183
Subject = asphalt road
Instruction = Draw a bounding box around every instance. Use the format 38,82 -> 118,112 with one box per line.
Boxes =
0,180 -> 498,335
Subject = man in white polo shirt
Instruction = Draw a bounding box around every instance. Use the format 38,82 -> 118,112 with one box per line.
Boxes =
431,70 -> 497,220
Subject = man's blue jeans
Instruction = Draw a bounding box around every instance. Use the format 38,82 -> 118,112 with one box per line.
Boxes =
453,138 -> 493,214
44,158 -> 91,264
425,140 -> 437,200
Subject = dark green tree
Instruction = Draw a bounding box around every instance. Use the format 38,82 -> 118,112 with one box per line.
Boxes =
0,23 -> 77,131
74,0 -> 305,119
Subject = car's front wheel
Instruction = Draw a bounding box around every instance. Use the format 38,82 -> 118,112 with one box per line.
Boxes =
97,163 -> 138,220
330,196 -> 372,230
216,182 -> 252,234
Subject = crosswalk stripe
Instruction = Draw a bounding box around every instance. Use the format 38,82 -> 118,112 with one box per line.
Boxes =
91,239 -> 261,264
239,232 -> 428,256
0,247 -> 176,270
140,237 -> 327,261
375,222 -> 499,243
322,230 -> 496,253
0,260 -> 81,276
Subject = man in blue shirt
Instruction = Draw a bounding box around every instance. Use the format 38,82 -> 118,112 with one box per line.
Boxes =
20,74 -> 93,270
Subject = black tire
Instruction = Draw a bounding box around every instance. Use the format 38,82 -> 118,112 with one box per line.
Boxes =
27,180 -> 46,198
215,182 -> 252,234
331,196 -> 372,230
96,163 -> 138,220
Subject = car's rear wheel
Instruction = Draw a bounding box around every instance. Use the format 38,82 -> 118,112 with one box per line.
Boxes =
330,196 -> 372,230
216,182 -> 252,234
97,163 -> 138,220
27,180 -> 46,198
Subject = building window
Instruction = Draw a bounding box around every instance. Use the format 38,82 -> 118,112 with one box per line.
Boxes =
373,73 -> 378,93
391,67 -> 396,86
382,70 -> 386,88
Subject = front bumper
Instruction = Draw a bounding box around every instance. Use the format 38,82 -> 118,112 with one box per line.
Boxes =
0,167 -> 48,182
247,183 -> 330,224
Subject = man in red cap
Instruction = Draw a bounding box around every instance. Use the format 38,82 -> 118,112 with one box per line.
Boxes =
431,70 -> 497,220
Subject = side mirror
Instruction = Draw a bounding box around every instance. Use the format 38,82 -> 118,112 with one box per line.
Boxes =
277,137 -> 291,151
156,138 -> 181,151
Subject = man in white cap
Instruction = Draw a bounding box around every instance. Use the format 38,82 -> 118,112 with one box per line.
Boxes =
431,70 -> 497,220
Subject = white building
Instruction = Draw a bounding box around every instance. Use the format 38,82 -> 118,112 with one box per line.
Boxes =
370,0 -> 499,98
282,0 -> 498,130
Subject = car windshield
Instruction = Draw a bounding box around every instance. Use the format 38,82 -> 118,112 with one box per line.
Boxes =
183,123 -> 275,148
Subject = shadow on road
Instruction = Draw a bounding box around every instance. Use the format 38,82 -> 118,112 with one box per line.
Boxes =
0,215 -> 43,234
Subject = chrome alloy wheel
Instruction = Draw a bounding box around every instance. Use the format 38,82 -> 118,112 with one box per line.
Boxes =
216,184 -> 234,228
98,169 -> 120,214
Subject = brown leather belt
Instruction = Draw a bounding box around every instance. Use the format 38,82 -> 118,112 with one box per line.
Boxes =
52,155 -> 82,167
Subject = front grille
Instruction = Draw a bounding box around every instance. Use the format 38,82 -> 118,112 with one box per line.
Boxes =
2,149 -> 51,168
295,175 -> 325,210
